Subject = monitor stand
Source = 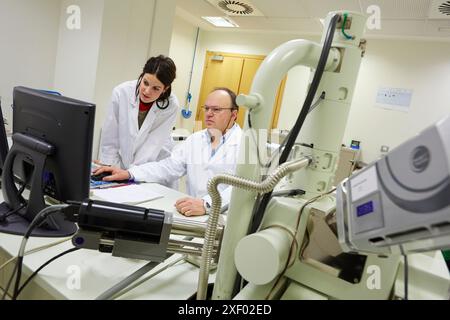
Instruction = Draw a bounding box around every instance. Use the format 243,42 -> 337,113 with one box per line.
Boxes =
0,133 -> 77,237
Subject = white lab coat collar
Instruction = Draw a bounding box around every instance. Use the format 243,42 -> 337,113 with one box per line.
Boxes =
128,79 -> 140,108
128,83 -> 160,142
197,124 -> 241,165
203,123 -> 240,146
127,81 -> 140,134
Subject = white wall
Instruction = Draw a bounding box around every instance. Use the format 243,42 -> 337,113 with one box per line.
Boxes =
53,0 -> 104,101
148,0 -> 176,58
0,0 -> 61,130
92,0 -> 157,158
169,15 -> 199,132
343,39 -> 450,163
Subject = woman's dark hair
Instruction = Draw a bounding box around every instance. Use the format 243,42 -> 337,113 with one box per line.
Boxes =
213,87 -> 239,111
135,55 -> 176,108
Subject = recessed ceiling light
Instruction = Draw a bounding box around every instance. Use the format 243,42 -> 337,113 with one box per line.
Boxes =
202,16 -> 239,28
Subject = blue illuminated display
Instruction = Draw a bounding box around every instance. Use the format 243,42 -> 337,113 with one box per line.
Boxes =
356,201 -> 374,217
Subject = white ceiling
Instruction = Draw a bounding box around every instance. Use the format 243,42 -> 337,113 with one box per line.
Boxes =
176,0 -> 450,39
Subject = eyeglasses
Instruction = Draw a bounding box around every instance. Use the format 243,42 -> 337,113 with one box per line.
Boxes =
201,106 -> 233,114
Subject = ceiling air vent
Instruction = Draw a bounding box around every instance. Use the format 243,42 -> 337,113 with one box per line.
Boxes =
429,0 -> 450,19
439,1 -> 450,15
206,0 -> 264,16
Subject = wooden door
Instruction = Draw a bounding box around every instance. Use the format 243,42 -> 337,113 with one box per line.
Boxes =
194,53 -> 243,131
236,58 -> 263,127
195,51 -> 286,130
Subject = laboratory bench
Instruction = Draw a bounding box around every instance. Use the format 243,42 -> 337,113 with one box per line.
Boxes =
0,183 -> 212,300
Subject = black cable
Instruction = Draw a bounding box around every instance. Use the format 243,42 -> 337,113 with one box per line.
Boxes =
1,261 -> 18,300
12,254 -> 27,300
246,93 -> 324,180
279,16 -> 338,165
12,218 -> 44,299
263,92 -> 325,169
0,182 -> 29,299
10,205 -> 66,300
404,254 -> 408,300
0,204 -> 26,223
399,244 -> 408,300
0,178 -> 29,222
306,91 -> 326,114
248,13 -> 341,235
17,181 -> 27,195
15,247 -> 80,299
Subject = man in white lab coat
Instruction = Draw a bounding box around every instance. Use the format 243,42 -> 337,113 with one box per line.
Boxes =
93,88 -> 242,216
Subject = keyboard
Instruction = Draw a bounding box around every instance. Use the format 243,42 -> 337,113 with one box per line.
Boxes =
90,179 -> 117,189
90,177 -> 131,189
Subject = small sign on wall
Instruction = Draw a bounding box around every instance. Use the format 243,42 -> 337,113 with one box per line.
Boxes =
375,87 -> 413,112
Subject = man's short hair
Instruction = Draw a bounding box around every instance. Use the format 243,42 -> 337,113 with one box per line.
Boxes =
212,87 -> 239,111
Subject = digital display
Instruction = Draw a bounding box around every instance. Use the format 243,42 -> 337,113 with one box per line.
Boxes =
356,201 -> 374,217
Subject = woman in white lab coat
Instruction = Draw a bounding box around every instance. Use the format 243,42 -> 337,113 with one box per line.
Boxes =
97,55 -> 179,170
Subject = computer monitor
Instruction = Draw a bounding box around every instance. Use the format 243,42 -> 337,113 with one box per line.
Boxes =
0,86 -> 95,237
0,99 -> 9,176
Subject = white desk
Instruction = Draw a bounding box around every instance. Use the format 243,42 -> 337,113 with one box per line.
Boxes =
0,183 -> 213,300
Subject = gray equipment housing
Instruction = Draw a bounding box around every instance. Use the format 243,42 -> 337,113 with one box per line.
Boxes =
336,115 -> 450,255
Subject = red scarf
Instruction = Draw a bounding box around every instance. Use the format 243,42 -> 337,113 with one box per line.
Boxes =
139,100 -> 153,112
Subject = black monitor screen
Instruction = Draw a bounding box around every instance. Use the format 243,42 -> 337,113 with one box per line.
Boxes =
0,86 -> 95,237
13,87 -> 95,201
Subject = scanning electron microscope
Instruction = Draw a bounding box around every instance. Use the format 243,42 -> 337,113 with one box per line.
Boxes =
68,10 -> 450,300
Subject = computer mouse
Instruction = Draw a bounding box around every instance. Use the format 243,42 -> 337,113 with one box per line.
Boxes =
91,171 -> 112,181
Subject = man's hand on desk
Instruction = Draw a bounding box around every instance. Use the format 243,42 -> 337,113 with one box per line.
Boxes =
92,165 -> 131,182
175,197 -> 206,216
